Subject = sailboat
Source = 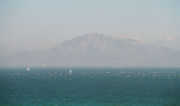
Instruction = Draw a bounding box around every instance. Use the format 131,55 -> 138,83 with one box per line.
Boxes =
26,67 -> 30,71
41,64 -> 45,68
69,68 -> 72,75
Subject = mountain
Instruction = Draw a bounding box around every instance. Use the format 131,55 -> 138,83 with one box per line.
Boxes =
1,33 -> 180,67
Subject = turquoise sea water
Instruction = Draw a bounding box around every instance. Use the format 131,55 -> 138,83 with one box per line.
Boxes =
0,68 -> 180,106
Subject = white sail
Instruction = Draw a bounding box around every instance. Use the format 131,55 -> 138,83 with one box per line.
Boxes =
26,67 -> 30,71
69,69 -> 72,75
41,64 -> 45,68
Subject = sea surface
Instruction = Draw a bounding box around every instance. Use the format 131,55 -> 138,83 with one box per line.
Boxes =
0,68 -> 180,106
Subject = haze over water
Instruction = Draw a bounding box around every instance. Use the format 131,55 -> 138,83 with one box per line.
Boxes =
0,0 -> 180,106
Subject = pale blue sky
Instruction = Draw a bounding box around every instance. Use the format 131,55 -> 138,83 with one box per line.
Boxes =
0,0 -> 180,55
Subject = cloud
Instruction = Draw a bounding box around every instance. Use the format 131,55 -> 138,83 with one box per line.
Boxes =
164,35 -> 175,42
116,33 -> 142,41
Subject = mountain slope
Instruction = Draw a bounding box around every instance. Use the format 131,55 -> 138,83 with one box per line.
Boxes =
1,33 -> 180,67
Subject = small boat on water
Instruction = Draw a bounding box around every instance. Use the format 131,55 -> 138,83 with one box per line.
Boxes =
69,69 -> 72,75
26,67 -> 30,71
41,64 -> 45,68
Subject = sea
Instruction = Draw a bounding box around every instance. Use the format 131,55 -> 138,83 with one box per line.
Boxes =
0,68 -> 180,106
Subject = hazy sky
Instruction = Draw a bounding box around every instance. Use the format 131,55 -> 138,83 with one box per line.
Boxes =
0,0 -> 179,55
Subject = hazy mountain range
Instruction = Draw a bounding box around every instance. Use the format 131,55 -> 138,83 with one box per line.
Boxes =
1,33 -> 180,67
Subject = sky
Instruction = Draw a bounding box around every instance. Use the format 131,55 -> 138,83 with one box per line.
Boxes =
0,0 -> 180,55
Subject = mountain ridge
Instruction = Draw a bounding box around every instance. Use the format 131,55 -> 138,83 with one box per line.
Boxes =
1,33 -> 180,67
